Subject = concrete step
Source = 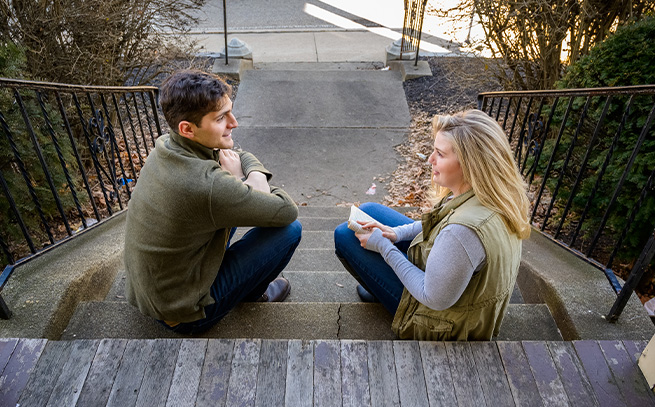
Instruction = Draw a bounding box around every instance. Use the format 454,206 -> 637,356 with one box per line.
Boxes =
62,301 -> 394,340
62,300 -> 561,341
107,270 -> 360,303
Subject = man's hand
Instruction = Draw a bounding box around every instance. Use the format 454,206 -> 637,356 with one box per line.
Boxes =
243,171 -> 271,193
219,149 -> 245,179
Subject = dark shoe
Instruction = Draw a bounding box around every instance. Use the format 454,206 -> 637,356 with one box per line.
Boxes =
257,277 -> 291,302
356,284 -> 379,303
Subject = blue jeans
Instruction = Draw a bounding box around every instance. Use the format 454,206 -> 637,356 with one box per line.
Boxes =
334,203 -> 414,314
165,220 -> 302,335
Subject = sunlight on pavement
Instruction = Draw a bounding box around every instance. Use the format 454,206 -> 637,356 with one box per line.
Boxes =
304,3 -> 452,54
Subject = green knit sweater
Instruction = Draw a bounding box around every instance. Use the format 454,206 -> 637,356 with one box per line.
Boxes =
124,132 -> 298,322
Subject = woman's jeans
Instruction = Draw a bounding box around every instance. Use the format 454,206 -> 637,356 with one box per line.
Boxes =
165,220 -> 302,335
334,203 -> 415,314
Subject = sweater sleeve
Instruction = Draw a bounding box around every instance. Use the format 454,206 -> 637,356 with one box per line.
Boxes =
208,163 -> 298,229
391,221 -> 422,242
366,224 -> 486,310
238,151 -> 272,181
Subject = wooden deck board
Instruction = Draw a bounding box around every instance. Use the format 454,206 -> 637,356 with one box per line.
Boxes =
497,341 -> 542,407
445,342 -> 485,407
522,341 -> 570,407
368,340 -> 400,407
313,340 -> 342,407
226,338 -> 261,407
394,341 -> 429,407
45,339 -> 99,407
573,340 -> 627,407
166,339 -> 207,407
598,340 -> 655,407
8,339 -> 654,407
0,338 -> 18,374
419,341 -> 456,407
548,341 -> 599,407
340,340 -> 371,407
136,338 -> 181,407
255,339 -> 288,407
196,339 -> 234,407
285,339 -> 314,407
77,338 -> 128,407
106,339 -> 156,407
0,338 -> 46,407
18,340 -> 73,406
470,341 -> 515,406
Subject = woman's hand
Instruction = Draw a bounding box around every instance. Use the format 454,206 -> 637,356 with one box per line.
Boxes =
354,220 -> 397,248
219,149 -> 246,179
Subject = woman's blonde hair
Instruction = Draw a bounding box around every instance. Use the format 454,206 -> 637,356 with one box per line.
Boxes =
431,109 -> 531,239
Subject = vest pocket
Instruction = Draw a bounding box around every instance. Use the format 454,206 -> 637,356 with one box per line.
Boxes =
412,313 -> 454,333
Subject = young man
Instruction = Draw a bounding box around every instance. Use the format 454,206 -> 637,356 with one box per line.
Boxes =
124,70 -> 301,334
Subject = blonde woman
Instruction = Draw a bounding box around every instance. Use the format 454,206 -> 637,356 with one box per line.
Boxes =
333,109 -> 530,341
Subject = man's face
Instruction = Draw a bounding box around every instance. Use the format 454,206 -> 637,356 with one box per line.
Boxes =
189,94 -> 238,150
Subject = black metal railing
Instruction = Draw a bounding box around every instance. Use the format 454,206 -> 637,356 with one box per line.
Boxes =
400,0 -> 428,66
0,78 -> 163,318
478,85 -> 655,321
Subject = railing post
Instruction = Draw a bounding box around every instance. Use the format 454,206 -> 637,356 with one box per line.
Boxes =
607,228 -> 655,322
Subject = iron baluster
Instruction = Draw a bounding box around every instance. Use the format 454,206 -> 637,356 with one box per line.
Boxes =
570,96 -> 634,249
0,164 -> 34,254
72,92 -> 114,215
544,96 -> 591,236
507,96 -> 523,144
111,93 -> 142,175
607,227 -> 655,322
519,99 -> 545,178
526,97 -> 559,187
556,95 -> 613,243
546,96 -> 591,239
514,96 -> 535,160
495,97 -> 503,121
55,91 -> 100,224
501,97 -> 512,130
100,93 -> 131,205
586,102 -> 655,257
140,92 -> 156,146
35,90 -> 80,236
530,98 -> 573,228
607,163 -> 655,272
132,93 -> 151,155
123,93 -> 149,157
148,90 -> 163,139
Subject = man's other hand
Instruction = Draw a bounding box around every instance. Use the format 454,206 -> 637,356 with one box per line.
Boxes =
219,149 -> 246,179
244,172 -> 271,193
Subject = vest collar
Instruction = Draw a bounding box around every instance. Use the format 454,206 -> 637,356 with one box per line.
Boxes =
169,131 -> 220,161
421,189 -> 475,240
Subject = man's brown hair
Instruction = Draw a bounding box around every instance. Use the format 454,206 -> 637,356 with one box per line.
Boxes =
159,70 -> 232,131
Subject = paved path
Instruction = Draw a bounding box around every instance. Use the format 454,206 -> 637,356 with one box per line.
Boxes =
232,69 -> 410,206
3,337 -> 653,406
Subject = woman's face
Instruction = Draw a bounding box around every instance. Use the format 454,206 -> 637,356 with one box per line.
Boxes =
428,132 -> 469,196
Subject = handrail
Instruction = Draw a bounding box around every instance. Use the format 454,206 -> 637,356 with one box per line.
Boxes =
0,77 -> 164,318
478,85 -> 655,321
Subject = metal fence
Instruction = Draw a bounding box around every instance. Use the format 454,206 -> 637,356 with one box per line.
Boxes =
478,85 -> 655,321
400,0 -> 428,66
0,78 -> 163,318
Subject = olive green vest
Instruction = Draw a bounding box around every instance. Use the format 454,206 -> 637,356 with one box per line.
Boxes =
391,190 -> 522,341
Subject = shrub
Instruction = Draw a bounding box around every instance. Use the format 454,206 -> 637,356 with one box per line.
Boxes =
535,17 -> 655,296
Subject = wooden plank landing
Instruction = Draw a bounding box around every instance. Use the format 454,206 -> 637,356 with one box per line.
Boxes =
0,339 -> 653,407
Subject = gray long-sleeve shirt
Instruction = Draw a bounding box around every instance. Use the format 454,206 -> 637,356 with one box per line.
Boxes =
366,221 -> 486,310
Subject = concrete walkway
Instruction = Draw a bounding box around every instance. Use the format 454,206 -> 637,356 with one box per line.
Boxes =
232,69 -> 408,205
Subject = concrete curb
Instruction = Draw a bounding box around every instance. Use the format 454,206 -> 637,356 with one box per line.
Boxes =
0,213 -> 126,339
519,230 -> 655,340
